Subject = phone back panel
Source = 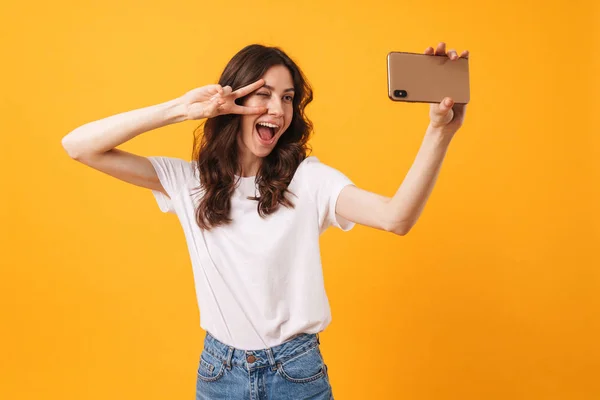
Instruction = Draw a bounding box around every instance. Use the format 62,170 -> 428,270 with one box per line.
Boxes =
387,52 -> 470,104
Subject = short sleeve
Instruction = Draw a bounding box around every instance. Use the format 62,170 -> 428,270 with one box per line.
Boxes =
300,156 -> 355,232
147,156 -> 194,214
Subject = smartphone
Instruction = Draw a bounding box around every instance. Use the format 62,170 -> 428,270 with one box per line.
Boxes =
387,51 -> 470,104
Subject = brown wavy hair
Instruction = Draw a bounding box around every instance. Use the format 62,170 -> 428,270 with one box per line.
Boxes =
191,44 -> 314,230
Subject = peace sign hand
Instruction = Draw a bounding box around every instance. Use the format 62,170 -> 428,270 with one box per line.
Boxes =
180,79 -> 267,120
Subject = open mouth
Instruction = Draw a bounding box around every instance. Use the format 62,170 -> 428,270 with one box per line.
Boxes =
255,122 -> 280,145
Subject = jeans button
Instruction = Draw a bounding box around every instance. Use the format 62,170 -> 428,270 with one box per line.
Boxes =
247,355 -> 256,363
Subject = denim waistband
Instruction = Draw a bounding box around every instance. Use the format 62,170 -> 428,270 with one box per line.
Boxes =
202,331 -> 321,371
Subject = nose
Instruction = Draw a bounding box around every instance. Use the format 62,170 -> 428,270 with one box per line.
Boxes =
267,97 -> 284,118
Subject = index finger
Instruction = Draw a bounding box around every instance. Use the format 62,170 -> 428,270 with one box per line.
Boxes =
231,104 -> 267,115
233,79 -> 266,98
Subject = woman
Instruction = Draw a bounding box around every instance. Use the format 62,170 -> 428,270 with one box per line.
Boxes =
62,42 -> 468,399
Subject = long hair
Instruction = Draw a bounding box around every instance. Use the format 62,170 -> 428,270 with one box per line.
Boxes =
192,44 -> 314,230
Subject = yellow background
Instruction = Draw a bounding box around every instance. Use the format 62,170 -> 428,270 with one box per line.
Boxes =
1,0 -> 599,399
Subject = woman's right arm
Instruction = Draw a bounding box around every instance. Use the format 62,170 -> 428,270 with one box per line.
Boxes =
61,80 -> 266,197
61,99 -> 188,197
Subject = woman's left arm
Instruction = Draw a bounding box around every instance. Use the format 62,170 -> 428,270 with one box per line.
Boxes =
336,42 -> 469,235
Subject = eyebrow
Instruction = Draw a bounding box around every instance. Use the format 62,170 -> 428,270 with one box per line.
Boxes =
262,84 -> 295,93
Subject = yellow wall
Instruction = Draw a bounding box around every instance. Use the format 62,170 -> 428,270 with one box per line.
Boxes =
1,0 -> 598,399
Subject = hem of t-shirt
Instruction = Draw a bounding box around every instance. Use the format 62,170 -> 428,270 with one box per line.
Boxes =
329,181 -> 356,231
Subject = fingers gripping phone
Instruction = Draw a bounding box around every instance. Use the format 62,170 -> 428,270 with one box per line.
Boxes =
387,51 -> 470,104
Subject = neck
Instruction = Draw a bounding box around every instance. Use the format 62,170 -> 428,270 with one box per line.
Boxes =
238,149 -> 262,177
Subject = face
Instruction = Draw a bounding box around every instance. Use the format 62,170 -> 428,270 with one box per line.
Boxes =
238,65 -> 295,161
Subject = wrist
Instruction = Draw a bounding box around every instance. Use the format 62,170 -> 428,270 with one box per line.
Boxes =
425,123 -> 455,147
163,97 -> 189,124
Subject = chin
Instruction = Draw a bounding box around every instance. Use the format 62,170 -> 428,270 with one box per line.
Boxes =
250,146 -> 274,158
254,141 -> 281,157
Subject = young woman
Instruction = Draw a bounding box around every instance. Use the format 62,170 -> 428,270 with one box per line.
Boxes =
62,42 -> 468,399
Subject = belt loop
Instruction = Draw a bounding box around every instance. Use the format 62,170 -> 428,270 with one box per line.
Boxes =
265,347 -> 277,371
225,346 -> 234,370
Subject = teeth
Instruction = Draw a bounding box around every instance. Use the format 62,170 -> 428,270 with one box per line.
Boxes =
257,122 -> 279,129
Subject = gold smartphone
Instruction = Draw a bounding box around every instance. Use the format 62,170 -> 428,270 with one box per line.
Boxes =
387,51 -> 470,104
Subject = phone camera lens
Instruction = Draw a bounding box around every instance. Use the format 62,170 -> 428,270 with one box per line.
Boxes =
394,90 -> 407,98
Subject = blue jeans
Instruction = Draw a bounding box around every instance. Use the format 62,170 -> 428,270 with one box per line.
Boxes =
196,331 -> 334,399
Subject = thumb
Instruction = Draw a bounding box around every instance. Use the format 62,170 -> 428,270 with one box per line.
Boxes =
430,97 -> 455,127
439,97 -> 454,113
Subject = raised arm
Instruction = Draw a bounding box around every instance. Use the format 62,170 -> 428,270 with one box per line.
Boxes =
61,99 -> 188,197
61,80 -> 267,196
336,124 -> 455,235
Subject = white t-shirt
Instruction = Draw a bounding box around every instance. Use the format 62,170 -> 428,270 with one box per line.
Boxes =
148,155 -> 355,350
